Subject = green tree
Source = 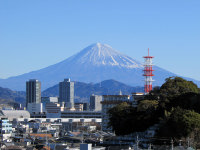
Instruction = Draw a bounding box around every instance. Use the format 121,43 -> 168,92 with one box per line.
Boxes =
137,100 -> 158,112
108,102 -> 134,135
159,77 -> 199,101
146,77 -> 200,111
146,86 -> 161,100
147,77 -> 199,102
158,107 -> 200,139
168,92 -> 200,113
108,101 -> 162,135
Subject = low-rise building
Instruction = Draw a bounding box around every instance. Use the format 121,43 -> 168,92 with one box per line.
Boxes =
0,118 -> 12,134
41,97 -> 59,111
61,111 -> 102,118
74,103 -> 84,111
132,92 -> 145,101
0,110 -> 30,121
0,118 -> 13,141
90,95 -> 102,111
27,103 -> 44,114
41,97 -> 58,103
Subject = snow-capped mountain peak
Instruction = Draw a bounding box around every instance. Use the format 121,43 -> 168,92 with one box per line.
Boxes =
0,42 -> 188,91
70,43 -> 143,68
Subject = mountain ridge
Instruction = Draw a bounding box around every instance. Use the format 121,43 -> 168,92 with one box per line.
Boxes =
0,79 -> 144,105
42,79 -> 144,102
0,86 -> 25,105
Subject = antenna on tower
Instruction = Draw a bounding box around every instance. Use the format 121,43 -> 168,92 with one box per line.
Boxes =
143,48 -> 154,93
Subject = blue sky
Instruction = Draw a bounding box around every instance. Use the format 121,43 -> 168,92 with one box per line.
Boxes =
0,0 -> 200,80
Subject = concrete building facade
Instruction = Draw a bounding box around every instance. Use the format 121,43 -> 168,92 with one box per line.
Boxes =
26,79 -> 41,107
90,95 -> 102,111
59,78 -> 74,109
27,103 -> 44,114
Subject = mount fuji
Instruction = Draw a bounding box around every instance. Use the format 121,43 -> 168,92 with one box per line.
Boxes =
0,43 -> 199,91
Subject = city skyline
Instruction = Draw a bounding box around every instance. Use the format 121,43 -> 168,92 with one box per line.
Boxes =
0,1 -> 200,81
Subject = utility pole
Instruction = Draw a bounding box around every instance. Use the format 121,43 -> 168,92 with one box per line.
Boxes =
179,140 -> 182,146
148,143 -> 151,150
187,137 -> 190,148
46,130 -> 48,147
136,135 -> 139,150
171,139 -> 174,150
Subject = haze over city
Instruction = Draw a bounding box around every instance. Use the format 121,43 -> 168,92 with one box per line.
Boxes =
0,0 -> 200,81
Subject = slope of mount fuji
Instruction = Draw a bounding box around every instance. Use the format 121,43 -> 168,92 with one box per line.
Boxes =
0,43 -> 199,91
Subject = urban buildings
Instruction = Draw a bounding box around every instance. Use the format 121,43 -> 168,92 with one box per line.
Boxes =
74,102 -> 90,111
41,97 -> 58,104
45,103 -> 62,118
26,79 -> 43,115
41,97 -> 59,112
90,95 -> 102,111
0,118 -> 12,141
27,103 -> 44,114
74,103 -> 84,111
61,111 -> 102,119
0,118 -> 12,134
26,79 -> 41,107
59,78 -> 75,109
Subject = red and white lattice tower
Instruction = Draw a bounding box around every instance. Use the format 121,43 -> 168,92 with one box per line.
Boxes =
143,48 -> 154,93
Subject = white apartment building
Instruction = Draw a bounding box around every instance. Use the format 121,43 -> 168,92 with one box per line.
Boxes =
90,95 -> 102,111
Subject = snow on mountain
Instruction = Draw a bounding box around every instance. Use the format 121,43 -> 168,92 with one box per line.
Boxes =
69,43 -> 143,68
0,43 -> 199,91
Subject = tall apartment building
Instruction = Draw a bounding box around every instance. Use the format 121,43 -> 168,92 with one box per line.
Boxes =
90,95 -> 102,111
59,78 -> 74,109
26,79 -> 41,107
101,95 -> 131,132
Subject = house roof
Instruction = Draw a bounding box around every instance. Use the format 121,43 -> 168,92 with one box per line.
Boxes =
1,110 -> 30,119
30,133 -> 52,138
3,145 -> 24,150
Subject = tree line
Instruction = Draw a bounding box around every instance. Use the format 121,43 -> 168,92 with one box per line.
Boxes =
108,77 -> 200,147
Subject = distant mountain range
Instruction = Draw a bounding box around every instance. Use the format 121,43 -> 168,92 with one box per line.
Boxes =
42,79 -> 144,102
0,43 -> 199,91
0,87 -> 25,105
0,79 -> 143,105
